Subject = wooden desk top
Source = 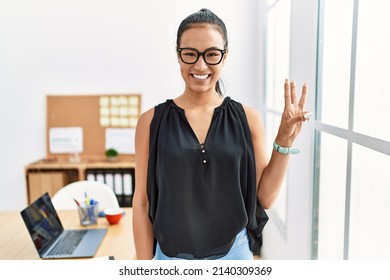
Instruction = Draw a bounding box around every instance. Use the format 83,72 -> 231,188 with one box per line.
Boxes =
0,208 -> 135,260
25,157 -> 136,170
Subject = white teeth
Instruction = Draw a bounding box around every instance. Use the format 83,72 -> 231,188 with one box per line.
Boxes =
193,74 -> 209,80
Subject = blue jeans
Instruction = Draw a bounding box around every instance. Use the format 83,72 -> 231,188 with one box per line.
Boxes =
154,228 -> 254,260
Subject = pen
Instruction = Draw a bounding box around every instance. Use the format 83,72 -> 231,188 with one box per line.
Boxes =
84,193 -> 96,223
85,192 -> 90,206
89,199 -> 97,223
73,198 -> 81,207
74,198 -> 88,223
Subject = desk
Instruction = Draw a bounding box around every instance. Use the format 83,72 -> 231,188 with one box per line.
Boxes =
0,208 -> 135,260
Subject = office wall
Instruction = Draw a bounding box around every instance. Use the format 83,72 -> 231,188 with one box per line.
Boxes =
0,0 -> 259,210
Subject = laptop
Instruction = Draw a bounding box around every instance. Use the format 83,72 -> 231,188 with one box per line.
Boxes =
20,192 -> 107,259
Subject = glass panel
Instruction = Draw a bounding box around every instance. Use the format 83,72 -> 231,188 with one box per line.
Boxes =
266,113 -> 286,225
349,144 -> 390,259
320,0 -> 354,128
353,1 -> 390,141
317,132 -> 347,259
265,0 -> 291,113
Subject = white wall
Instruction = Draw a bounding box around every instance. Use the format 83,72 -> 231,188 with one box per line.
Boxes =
0,0 -> 258,210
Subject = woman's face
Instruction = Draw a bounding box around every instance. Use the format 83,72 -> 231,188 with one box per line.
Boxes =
177,25 -> 228,95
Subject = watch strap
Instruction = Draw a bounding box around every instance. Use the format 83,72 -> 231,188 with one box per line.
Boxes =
273,142 -> 300,155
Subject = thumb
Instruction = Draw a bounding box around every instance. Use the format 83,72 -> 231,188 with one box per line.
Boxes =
288,115 -> 306,125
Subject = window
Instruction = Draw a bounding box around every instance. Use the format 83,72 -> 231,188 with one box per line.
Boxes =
314,0 -> 390,259
264,0 -> 291,231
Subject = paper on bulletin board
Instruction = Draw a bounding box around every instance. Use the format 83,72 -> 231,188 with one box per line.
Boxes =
49,127 -> 83,153
105,128 -> 135,154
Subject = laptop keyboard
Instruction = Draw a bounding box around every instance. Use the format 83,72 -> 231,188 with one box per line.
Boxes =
48,230 -> 87,256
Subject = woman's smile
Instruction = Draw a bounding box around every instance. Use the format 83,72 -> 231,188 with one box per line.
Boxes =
192,74 -> 210,80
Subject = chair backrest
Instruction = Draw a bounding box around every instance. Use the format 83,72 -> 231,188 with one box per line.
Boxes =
51,180 -> 120,211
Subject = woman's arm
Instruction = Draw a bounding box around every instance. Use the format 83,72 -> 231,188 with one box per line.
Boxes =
245,80 -> 308,209
132,108 -> 155,259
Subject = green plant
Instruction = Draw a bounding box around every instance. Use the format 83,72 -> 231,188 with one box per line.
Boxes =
105,148 -> 119,158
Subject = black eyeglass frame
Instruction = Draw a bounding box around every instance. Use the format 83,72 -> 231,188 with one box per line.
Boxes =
177,47 -> 227,65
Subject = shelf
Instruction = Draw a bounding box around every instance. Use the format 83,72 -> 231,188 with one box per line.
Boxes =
25,157 -> 135,207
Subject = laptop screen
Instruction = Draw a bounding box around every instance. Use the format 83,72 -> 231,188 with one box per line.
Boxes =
21,192 -> 64,255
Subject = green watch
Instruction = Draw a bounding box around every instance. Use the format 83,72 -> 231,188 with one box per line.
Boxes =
273,142 -> 300,155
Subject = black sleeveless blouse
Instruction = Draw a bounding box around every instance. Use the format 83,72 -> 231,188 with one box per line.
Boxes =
147,97 -> 266,258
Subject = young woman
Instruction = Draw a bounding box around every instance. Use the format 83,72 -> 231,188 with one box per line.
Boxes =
133,8 -> 309,260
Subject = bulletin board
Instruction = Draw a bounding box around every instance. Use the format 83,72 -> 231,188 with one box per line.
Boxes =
46,94 -> 141,160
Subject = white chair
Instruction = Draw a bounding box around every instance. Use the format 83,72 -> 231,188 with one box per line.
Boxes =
51,180 -> 120,211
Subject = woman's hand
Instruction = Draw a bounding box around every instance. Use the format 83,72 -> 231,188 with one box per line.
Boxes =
275,79 -> 309,147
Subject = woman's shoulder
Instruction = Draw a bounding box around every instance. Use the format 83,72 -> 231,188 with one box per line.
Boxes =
136,107 -> 154,130
137,99 -> 173,128
227,97 -> 261,119
240,103 -> 264,135
241,103 -> 260,119
227,98 -> 264,130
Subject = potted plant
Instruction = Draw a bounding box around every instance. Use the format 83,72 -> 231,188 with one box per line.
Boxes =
105,148 -> 119,161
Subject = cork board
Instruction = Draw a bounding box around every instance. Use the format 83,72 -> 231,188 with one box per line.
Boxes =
46,94 -> 141,159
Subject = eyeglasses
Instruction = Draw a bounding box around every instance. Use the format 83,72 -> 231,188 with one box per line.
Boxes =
177,47 -> 226,65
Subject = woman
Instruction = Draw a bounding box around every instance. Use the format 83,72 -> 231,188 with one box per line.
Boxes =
133,8 -> 308,260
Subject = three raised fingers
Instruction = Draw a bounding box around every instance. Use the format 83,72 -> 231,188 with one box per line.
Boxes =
284,79 -> 308,108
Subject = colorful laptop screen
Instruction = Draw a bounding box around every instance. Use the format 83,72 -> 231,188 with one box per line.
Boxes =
20,193 -> 63,254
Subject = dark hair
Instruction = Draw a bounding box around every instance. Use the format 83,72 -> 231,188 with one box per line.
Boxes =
176,8 -> 228,96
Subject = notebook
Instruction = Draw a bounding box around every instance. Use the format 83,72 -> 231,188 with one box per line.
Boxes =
20,192 -> 107,259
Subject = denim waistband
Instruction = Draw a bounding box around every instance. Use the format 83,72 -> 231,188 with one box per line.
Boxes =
154,228 -> 251,260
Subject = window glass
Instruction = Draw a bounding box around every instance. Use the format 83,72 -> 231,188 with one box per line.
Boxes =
315,0 -> 390,260
317,132 -> 347,259
266,113 -> 286,225
349,144 -> 390,259
320,0 -> 353,128
265,0 -> 291,113
353,0 -> 390,141
264,0 -> 291,228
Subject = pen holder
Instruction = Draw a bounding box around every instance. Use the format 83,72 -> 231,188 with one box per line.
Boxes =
77,201 -> 99,226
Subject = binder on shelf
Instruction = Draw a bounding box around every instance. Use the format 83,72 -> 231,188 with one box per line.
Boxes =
86,170 -> 95,181
96,170 -> 105,183
123,172 -> 133,206
114,170 -> 124,206
104,172 -> 114,192
84,168 -> 134,207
